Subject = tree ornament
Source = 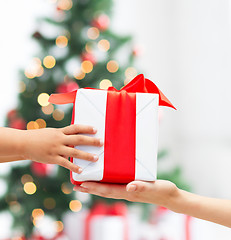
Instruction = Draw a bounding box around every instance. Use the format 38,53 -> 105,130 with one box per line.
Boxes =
80,52 -> 96,65
9,118 -> 26,130
33,31 -> 43,39
31,162 -> 55,177
56,80 -> 79,93
91,14 -> 110,31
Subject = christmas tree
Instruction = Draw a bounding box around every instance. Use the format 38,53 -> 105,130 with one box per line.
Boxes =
0,0 -> 189,237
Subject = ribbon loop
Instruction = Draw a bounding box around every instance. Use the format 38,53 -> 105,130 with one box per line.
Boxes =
49,74 -> 176,110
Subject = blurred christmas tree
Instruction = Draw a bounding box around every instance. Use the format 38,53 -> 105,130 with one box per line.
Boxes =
0,0 -> 189,237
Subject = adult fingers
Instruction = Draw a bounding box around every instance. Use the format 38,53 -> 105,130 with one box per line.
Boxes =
126,181 -> 155,192
56,156 -> 83,174
65,135 -> 103,147
61,146 -> 99,162
62,124 -> 97,135
75,182 -> 127,199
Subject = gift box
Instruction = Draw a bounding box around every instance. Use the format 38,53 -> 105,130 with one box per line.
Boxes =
49,74 -> 175,184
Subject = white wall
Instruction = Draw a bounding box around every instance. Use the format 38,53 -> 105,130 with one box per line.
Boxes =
113,0 -> 231,198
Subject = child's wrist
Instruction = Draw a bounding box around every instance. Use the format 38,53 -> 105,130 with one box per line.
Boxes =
17,130 -> 29,159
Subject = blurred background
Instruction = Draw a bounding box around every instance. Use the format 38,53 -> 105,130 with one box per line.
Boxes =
0,0 -> 231,239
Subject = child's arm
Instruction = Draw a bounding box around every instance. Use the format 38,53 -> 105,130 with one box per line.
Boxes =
74,180 -> 231,228
0,125 -> 103,173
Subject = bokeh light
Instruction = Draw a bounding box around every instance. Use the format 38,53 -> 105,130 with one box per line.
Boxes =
24,58 -> 43,79
99,79 -> 113,89
98,39 -> 110,52
61,182 -> 73,194
24,182 -> 37,195
38,93 -> 50,107
56,35 -> 68,48
35,119 -> 47,128
74,70 -> 85,80
9,201 -> 21,214
125,67 -> 137,79
19,81 -> 26,93
106,60 -> 119,73
87,27 -> 100,40
53,109 -> 65,121
57,0 -> 73,10
21,174 -> 33,185
81,60 -> 93,73
43,56 -> 56,69
85,42 -> 93,53
42,103 -> 54,115
32,208 -> 44,219
27,121 -> 39,130
69,200 -> 82,212
56,221 -> 64,232
44,197 -> 56,209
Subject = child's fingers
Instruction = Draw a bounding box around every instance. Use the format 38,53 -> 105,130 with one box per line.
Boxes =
62,124 -> 97,135
65,135 -> 103,147
62,147 -> 99,162
57,156 -> 83,174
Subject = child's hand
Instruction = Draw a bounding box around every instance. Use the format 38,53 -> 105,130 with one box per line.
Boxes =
22,125 -> 103,173
74,180 -> 179,207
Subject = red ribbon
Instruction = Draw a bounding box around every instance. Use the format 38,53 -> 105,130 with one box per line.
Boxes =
84,202 -> 128,240
102,90 -> 136,183
49,74 -> 176,110
49,74 -> 176,184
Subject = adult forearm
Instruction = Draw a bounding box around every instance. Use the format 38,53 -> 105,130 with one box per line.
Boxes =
0,127 -> 26,157
168,189 -> 231,228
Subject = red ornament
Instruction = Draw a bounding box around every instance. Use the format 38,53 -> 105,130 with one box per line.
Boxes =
132,46 -> 143,57
91,14 -> 110,31
80,52 -> 96,65
9,118 -> 26,130
56,81 -> 79,93
7,109 -> 17,120
7,109 -> 26,130
31,162 -> 54,177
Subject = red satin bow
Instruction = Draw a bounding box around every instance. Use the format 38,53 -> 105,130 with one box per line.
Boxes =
49,74 -> 176,110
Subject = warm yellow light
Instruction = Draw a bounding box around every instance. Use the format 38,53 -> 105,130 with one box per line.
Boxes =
36,66 -> 44,77
69,200 -> 82,212
81,60 -> 93,73
43,56 -> 56,69
21,174 -> 33,185
61,182 -> 72,194
38,93 -> 50,107
125,67 -> 137,79
56,221 -> 64,232
99,79 -> 112,90
27,121 -> 39,130
24,182 -> 37,195
19,81 -> 26,93
106,60 -> 119,73
87,27 -> 100,40
36,119 -> 46,129
9,201 -> 21,214
53,109 -> 65,121
98,39 -> 110,52
44,197 -> 56,209
74,70 -> 85,80
85,43 -> 93,53
56,35 -> 68,48
42,103 -> 54,115
24,58 -> 43,79
57,0 -> 73,10
32,208 -> 44,219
